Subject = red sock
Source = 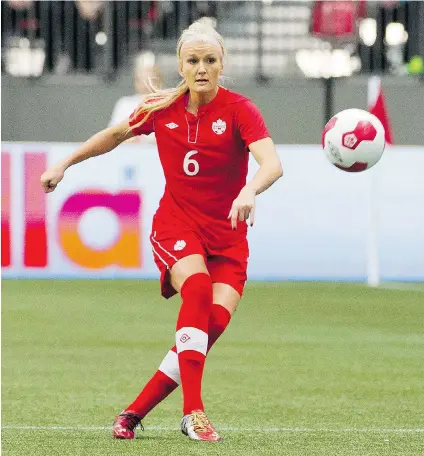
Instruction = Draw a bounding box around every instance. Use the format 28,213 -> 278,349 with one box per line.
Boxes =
176,273 -> 213,415
207,304 -> 231,350
125,304 -> 231,418
126,370 -> 178,418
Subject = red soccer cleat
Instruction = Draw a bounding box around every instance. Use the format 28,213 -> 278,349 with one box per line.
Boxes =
181,410 -> 222,442
112,411 -> 143,439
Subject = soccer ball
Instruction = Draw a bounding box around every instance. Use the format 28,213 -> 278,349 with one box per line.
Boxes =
322,108 -> 386,172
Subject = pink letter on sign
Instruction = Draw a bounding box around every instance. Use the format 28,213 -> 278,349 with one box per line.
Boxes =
24,153 -> 48,267
58,190 -> 141,269
1,153 -> 11,267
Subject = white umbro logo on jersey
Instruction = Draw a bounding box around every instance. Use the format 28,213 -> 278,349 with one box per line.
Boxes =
174,240 -> 186,251
166,122 -> 179,129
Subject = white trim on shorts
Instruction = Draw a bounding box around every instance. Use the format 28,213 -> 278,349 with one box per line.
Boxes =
151,246 -> 169,269
151,231 -> 179,263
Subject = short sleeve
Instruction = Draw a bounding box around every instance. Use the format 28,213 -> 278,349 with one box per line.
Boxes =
129,108 -> 155,136
236,100 -> 270,148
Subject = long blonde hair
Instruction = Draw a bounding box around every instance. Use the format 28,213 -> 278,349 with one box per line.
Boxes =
129,20 -> 226,133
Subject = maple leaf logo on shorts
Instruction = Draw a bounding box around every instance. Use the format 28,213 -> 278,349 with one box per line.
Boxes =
174,240 -> 186,251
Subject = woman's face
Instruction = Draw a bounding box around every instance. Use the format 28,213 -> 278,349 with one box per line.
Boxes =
179,40 -> 223,96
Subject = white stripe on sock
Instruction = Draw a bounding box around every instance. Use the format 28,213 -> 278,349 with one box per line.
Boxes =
158,350 -> 181,384
176,327 -> 208,355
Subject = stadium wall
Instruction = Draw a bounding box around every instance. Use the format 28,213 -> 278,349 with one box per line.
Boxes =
2,143 -> 423,282
2,75 -> 423,145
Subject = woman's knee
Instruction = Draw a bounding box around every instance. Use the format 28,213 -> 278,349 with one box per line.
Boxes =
170,254 -> 209,293
212,283 -> 241,315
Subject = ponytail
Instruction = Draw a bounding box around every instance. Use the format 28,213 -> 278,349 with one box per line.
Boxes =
128,80 -> 188,134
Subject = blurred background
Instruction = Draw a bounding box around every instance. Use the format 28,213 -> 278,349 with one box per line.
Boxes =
0,5 -> 424,456
1,0 -> 423,283
1,0 -> 424,143
2,5 -> 424,454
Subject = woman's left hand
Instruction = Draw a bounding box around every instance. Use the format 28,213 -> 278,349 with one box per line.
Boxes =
228,186 -> 256,229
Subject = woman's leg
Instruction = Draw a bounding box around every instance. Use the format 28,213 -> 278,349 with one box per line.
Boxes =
169,255 -> 212,416
113,240 -> 246,440
113,284 -> 240,438
121,286 -> 238,417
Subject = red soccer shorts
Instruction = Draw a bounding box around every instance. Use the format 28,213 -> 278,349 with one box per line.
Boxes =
150,218 -> 248,299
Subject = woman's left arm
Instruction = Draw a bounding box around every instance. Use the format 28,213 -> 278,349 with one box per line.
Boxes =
228,137 -> 283,228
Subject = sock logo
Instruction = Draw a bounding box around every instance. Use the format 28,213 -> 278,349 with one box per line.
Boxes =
179,334 -> 191,343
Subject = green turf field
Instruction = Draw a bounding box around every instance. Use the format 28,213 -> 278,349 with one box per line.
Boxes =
2,280 -> 424,455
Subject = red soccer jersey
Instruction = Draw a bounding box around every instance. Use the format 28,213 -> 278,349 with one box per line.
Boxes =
129,87 -> 270,249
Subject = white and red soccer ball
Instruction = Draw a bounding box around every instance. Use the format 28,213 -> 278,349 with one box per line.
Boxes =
322,108 -> 386,172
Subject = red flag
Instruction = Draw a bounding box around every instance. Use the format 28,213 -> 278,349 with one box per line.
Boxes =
368,77 -> 394,144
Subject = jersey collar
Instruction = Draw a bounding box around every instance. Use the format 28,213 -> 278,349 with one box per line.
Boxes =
183,86 -> 226,118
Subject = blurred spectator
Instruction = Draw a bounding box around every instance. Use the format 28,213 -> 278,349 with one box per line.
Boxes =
76,0 -> 104,21
155,1 -> 218,39
109,51 -> 163,142
8,0 -> 33,11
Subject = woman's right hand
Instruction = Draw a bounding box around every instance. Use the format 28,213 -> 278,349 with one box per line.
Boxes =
40,165 -> 65,193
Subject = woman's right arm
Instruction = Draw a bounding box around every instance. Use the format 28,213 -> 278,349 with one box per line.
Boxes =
40,120 -> 134,193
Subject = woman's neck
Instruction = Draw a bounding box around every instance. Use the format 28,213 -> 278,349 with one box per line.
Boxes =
186,87 -> 219,115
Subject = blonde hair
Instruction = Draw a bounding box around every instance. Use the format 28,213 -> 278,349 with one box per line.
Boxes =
129,20 -> 226,133
133,51 -> 164,90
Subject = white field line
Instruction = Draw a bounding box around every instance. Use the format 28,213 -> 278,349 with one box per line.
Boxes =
2,425 -> 424,433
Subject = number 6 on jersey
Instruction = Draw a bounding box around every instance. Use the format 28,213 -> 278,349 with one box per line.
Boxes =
183,150 -> 199,176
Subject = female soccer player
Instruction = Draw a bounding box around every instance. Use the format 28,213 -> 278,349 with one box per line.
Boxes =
40,21 -> 283,442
